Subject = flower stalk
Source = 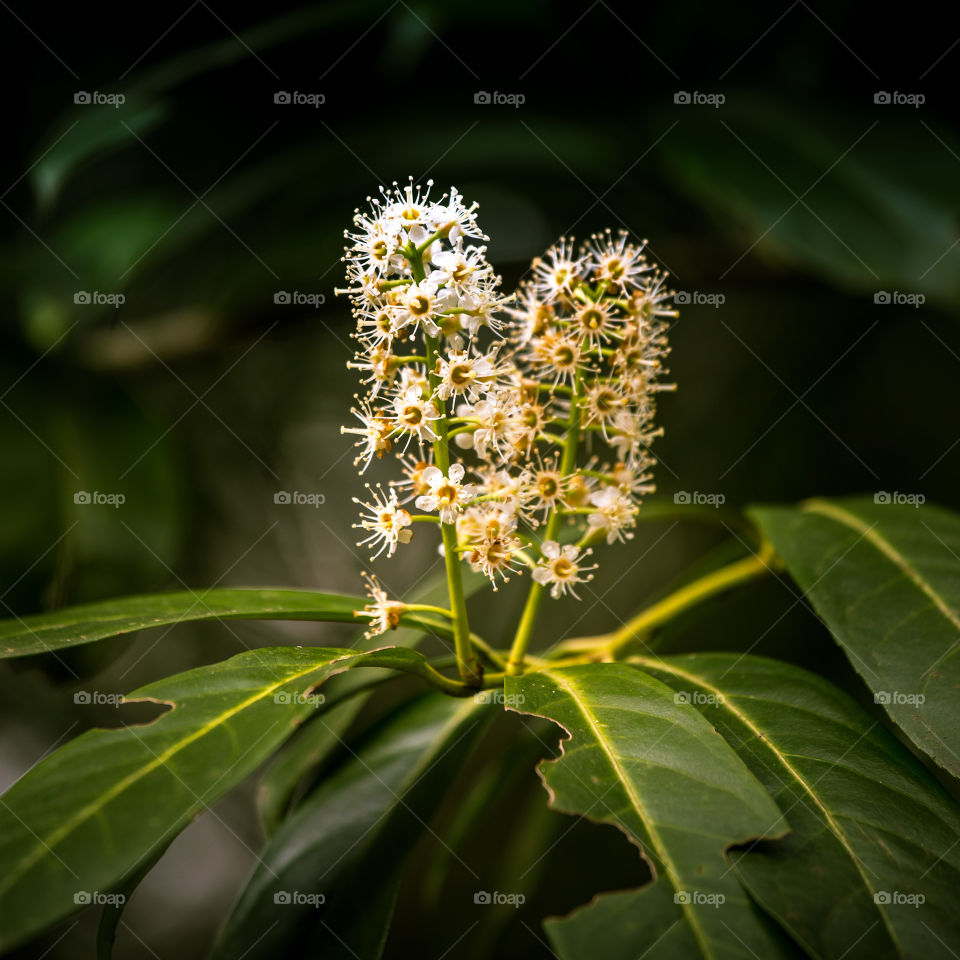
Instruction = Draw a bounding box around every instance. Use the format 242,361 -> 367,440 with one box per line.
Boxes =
548,541 -> 779,660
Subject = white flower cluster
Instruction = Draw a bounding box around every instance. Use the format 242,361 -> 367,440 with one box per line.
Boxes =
339,180 -> 675,625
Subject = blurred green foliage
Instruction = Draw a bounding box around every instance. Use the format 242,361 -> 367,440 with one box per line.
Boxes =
1,0 -> 958,956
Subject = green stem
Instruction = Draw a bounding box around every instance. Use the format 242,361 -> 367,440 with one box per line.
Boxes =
606,541 -> 776,655
415,221 -> 455,253
383,656 -> 498,696
405,602 -> 454,617
549,541 -> 777,660
407,243 -> 481,686
507,374 -> 583,675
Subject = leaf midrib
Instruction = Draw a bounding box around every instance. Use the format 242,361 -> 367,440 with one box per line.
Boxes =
633,656 -> 902,952
544,669 -> 716,960
0,590 -> 359,638
804,500 -> 960,635
0,652 -> 356,899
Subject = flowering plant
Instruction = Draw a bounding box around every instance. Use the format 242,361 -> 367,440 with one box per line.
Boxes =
341,180 -> 674,682
0,180 -> 958,960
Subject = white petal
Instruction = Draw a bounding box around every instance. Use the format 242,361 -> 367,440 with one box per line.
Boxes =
541,540 -> 561,559
422,466 -> 443,487
448,463 -> 465,482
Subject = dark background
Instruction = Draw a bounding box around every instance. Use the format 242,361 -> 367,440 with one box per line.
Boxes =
1,1 -> 958,956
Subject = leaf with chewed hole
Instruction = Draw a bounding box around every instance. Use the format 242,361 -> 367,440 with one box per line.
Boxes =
0,644 -> 439,952
637,652 -> 960,960
506,663 -> 799,959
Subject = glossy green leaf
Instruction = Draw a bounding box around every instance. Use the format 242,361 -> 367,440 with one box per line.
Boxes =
213,692 -> 490,959
0,644 -> 439,951
0,587 -> 453,659
505,663 -> 797,959
256,570 -> 489,833
636,652 -> 960,960
751,497 -> 960,776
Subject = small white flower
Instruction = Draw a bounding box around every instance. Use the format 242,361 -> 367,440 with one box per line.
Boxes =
353,485 -> 413,557
506,289 -> 556,345
587,487 -> 638,544
390,454 -> 434,503
531,238 -> 584,302
627,270 -> 677,323
355,573 -> 406,638
346,345 -> 398,396
573,299 -> 621,349
587,229 -> 651,291
474,467 -> 532,517
415,463 -> 476,524
467,534 -> 524,589
391,385 -> 441,449
529,331 -> 582,387
432,186 -> 487,242
582,381 -> 624,438
458,387 -> 521,460
609,460 -> 656,497
434,350 -> 502,402
430,244 -> 492,293
341,401 -> 393,472
607,409 -> 659,462
532,541 -> 596,598
527,456 -> 567,519
456,501 -> 517,545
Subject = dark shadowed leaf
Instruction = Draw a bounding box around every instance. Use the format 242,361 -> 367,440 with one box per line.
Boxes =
213,692 -> 491,959
751,497 -> 960,776
636,652 -> 960,960
0,644 -> 444,951
256,570 -> 489,833
0,587 -> 456,659
505,663 -> 798,959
